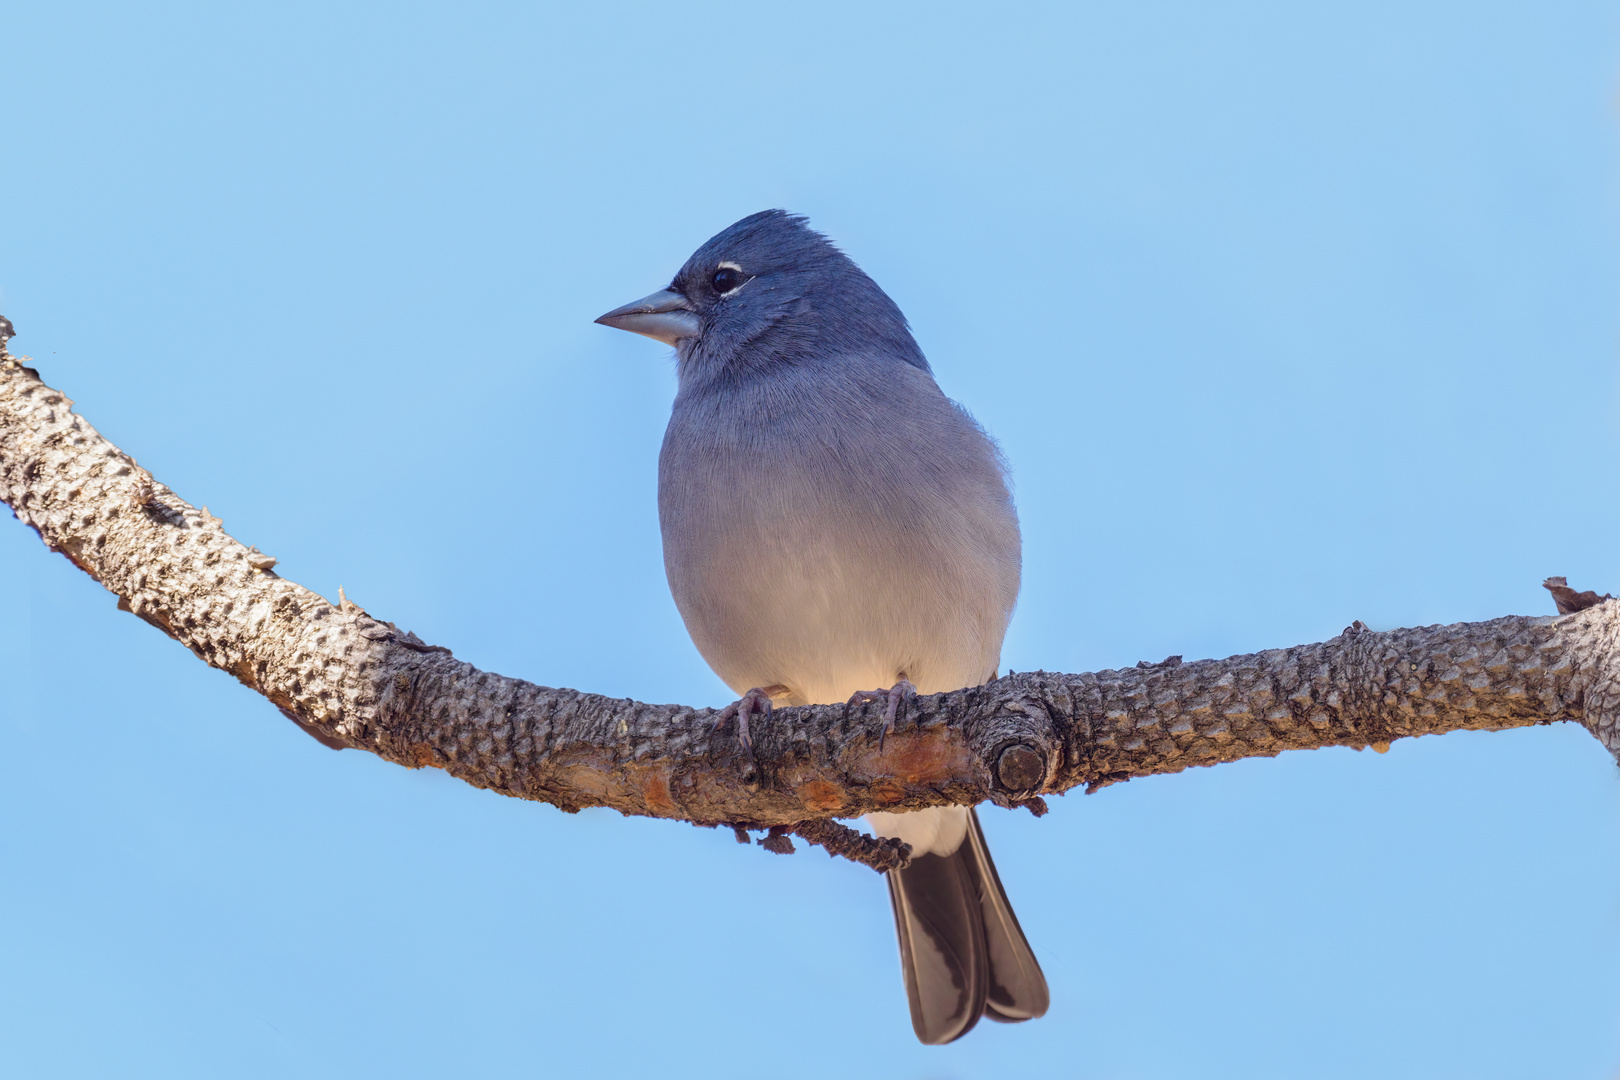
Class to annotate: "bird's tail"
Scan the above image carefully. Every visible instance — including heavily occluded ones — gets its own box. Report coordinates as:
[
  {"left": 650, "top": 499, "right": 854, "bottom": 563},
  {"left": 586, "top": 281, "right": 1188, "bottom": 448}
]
[{"left": 886, "top": 808, "right": 1049, "bottom": 1044}]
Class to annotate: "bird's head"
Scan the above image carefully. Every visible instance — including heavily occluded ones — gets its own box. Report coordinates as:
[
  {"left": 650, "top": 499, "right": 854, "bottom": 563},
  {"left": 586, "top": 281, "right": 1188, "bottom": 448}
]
[{"left": 595, "top": 210, "right": 928, "bottom": 385}]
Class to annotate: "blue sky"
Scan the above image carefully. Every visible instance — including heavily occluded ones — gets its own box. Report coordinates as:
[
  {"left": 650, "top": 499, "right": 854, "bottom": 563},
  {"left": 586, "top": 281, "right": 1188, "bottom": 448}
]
[{"left": 3, "top": 1, "right": 1619, "bottom": 1077}]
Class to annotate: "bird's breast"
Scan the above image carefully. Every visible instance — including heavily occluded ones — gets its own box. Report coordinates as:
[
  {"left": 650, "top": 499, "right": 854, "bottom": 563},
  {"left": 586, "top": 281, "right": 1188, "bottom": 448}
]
[{"left": 657, "top": 362, "right": 1019, "bottom": 706}]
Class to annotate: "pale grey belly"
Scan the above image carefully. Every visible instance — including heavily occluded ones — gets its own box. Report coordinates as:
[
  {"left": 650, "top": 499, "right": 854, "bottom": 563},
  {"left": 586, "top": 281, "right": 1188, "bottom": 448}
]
[{"left": 665, "top": 508, "right": 1011, "bottom": 706}]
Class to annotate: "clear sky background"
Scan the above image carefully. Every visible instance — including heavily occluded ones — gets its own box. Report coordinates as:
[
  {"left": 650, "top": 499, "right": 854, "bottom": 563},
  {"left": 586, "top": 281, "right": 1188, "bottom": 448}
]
[{"left": 3, "top": 2, "right": 1619, "bottom": 1077}]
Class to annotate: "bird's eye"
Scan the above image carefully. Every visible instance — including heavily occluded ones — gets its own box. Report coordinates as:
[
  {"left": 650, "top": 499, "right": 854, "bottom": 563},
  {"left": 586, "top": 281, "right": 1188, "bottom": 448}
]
[{"left": 711, "top": 265, "right": 746, "bottom": 294}]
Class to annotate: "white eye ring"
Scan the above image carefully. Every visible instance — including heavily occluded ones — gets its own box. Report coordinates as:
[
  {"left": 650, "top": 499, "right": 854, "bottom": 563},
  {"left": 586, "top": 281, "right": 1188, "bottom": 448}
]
[{"left": 712, "top": 260, "right": 751, "bottom": 296}]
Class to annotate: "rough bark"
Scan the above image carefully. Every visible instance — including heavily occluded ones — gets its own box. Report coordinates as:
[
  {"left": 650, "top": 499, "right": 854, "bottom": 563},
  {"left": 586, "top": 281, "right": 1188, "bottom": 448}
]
[{"left": 4, "top": 347, "right": 1618, "bottom": 844}]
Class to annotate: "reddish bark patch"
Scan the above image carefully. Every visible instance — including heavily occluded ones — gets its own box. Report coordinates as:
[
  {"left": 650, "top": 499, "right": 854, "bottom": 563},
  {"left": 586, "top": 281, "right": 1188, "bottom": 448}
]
[
  {"left": 798, "top": 780, "right": 844, "bottom": 812},
  {"left": 641, "top": 772, "right": 678, "bottom": 817},
  {"left": 878, "top": 735, "right": 973, "bottom": 784},
  {"left": 407, "top": 742, "right": 440, "bottom": 769}
]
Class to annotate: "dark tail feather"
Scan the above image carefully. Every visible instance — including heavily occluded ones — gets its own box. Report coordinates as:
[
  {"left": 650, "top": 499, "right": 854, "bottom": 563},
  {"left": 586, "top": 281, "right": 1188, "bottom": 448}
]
[
  {"left": 887, "top": 808, "right": 1047, "bottom": 1044},
  {"left": 962, "top": 809, "right": 1049, "bottom": 1022},
  {"left": 887, "top": 839, "right": 988, "bottom": 1044}
]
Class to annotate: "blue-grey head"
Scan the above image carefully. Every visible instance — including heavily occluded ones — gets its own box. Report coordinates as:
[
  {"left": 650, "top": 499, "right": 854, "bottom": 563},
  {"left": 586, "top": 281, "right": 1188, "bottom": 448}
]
[{"left": 595, "top": 210, "right": 929, "bottom": 385}]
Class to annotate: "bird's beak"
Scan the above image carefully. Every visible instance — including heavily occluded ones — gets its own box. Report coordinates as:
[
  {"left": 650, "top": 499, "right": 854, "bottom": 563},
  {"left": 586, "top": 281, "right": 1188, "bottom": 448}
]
[{"left": 594, "top": 289, "right": 701, "bottom": 346}]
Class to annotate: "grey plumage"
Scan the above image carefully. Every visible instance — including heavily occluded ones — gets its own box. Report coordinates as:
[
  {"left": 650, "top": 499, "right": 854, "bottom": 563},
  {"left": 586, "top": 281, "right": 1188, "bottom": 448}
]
[{"left": 597, "top": 210, "right": 1047, "bottom": 1044}]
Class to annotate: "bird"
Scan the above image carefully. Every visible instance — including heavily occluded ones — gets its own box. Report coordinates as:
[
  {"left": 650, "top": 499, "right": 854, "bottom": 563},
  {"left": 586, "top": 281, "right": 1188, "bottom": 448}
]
[{"left": 595, "top": 209, "right": 1048, "bottom": 1045}]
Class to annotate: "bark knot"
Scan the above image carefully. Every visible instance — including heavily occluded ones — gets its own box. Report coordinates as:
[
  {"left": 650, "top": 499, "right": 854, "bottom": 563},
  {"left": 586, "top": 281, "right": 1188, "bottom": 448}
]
[{"left": 995, "top": 743, "right": 1045, "bottom": 795}]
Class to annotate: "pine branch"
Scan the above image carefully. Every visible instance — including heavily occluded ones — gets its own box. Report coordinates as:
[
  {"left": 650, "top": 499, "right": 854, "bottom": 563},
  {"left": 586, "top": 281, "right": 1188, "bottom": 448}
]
[{"left": 4, "top": 340, "right": 1617, "bottom": 843}]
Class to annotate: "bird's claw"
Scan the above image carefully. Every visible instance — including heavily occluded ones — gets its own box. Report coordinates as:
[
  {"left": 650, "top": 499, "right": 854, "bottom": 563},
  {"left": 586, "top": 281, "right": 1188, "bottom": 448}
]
[
  {"left": 715, "top": 685, "right": 786, "bottom": 755},
  {"left": 848, "top": 678, "right": 917, "bottom": 746}
]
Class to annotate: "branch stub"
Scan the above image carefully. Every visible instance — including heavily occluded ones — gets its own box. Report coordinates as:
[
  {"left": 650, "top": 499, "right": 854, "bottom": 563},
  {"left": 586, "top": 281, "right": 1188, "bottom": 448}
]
[{"left": 995, "top": 742, "right": 1046, "bottom": 795}]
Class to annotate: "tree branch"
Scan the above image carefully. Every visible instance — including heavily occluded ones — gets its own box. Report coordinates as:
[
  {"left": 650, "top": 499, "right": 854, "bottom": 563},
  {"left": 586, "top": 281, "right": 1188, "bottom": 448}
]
[{"left": 4, "top": 342, "right": 1618, "bottom": 842}]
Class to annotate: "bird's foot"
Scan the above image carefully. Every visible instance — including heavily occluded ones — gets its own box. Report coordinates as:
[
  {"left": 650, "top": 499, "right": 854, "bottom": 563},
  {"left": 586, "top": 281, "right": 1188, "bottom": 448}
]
[
  {"left": 715, "top": 685, "right": 787, "bottom": 755},
  {"left": 848, "top": 678, "right": 917, "bottom": 746}
]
